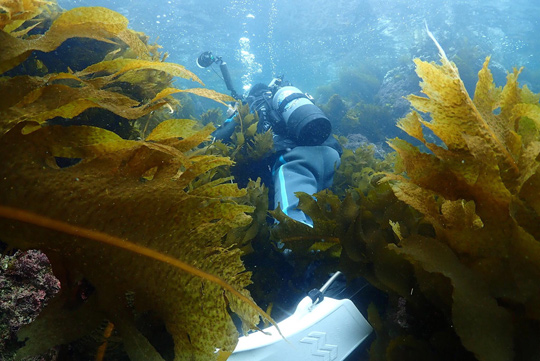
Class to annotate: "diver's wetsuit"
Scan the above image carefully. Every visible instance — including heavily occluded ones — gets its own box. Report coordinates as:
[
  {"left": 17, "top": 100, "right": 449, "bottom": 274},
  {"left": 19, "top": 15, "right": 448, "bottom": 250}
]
[
  {"left": 213, "top": 84, "right": 342, "bottom": 226},
  {"left": 272, "top": 145, "right": 340, "bottom": 226}
]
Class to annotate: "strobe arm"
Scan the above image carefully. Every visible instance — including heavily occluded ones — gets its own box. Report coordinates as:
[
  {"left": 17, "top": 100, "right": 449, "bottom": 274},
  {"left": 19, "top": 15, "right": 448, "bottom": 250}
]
[{"left": 219, "top": 61, "right": 240, "bottom": 100}]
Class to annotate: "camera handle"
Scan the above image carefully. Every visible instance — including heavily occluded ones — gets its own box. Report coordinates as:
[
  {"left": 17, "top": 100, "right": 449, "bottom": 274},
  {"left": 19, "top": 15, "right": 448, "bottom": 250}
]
[{"left": 216, "top": 58, "right": 241, "bottom": 100}]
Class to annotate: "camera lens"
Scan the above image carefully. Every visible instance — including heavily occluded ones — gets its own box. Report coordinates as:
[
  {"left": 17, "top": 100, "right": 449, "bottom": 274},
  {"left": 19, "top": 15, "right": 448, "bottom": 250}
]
[{"left": 272, "top": 86, "right": 331, "bottom": 145}]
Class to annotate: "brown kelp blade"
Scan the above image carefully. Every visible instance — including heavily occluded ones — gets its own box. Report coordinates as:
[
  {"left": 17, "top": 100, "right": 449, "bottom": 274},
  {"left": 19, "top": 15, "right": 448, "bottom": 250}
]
[
  {"left": 0, "top": 205, "right": 278, "bottom": 331},
  {"left": 0, "top": 7, "right": 130, "bottom": 73}
]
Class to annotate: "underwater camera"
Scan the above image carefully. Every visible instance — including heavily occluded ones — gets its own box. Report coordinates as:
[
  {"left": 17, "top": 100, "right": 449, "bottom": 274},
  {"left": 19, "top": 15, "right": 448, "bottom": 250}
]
[{"left": 271, "top": 85, "right": 332, "bottom": 146}]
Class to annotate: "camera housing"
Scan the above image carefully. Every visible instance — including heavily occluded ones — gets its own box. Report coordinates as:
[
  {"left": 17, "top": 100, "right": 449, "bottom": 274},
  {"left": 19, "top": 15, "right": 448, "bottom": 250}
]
[{"left": 271, "top": 86, "right": 331, "bottom": 146}]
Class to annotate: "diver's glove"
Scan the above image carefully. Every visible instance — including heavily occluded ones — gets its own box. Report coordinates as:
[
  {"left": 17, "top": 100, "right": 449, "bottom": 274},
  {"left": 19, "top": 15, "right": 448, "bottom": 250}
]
[{"left": 226, "top": 102, "right": 238, "bottom": 118}]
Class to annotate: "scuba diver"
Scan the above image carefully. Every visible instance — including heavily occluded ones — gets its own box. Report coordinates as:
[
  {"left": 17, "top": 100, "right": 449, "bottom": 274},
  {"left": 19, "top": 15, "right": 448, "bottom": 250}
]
[
  {"left": 197, "top": 51, "right": 376, "bottom": 361},
  {"left": 197, "top": 51, "right": 342, "bottom": 227}
]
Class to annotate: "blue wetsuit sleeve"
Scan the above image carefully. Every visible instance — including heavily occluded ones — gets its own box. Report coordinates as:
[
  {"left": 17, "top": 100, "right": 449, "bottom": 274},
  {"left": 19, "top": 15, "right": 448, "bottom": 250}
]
[{"left": 211, "top": 116, "right": 237, "bottom": 142}]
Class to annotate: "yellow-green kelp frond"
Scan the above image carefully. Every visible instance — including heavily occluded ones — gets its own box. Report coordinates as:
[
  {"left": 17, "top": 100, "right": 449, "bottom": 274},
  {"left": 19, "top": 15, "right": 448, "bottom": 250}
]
[
  {"left": 0, "top": 4, "right": 235, "bottom": 140},
  {"left": 0, "top": 3, "right": 275, "bottom": 360},
  {"left": 0, "top": 119, "right": 272, "bottom": 360},
  {"left": 0, "top": 59, "right": 210, "bottom": 138},
  {"left": 271, "top": 53, "right": 540, "bottom": 361},
  {"left": 208, "top": 102, "right": 274, "bottom": 165},
  {"left": 383, "top": 53, "right": 540, "bottom": 360},
  {"left": 0, "top": 0, "right": 54, "bottom": 33},
  {"left": 331, "top": 143, "right": 395, "bottom": 196}
]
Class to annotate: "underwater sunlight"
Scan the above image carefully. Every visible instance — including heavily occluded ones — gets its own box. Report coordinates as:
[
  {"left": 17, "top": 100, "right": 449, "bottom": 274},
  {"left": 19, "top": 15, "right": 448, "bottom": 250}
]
[{"left": 1, "top": 1, "right": 540, "bottom": 360}]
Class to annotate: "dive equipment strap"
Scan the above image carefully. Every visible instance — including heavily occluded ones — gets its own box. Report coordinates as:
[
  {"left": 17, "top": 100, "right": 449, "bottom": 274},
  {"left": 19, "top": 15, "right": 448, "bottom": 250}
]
[{"left": 276, "top": 92, "right": 309, "bottom": 113}]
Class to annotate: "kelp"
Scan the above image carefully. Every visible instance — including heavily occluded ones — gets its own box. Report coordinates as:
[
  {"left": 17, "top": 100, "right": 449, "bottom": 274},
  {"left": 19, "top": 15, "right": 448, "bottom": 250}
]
[
  {"left": 271, "top": 190, "right": 344, "bottom": 248},
  {"left": 199, "top": 108, "right": 224, "bottom": 127},
  {"left": 380, "top": 53, "right": 540, "bottom": 360},
  {"left": 0, "top": 5, "right": 172, "bottom": 73},
  {"left": 271, "top": 184, "right": 422, "bottom": 290},
  {"left": 152, "top": 87, "right": 235, "bottom": 107},
  {"left": 340, "top": 101, "right": 394, "bottom": 140},
  {"left": 207, "top": 102, "right": 274, "bottom": 167},
  {"left": 272, "top": 181, "right": 510, "bottom": 361},
  {"left": 0, "top": 1, "right": 230, "bottom": 136},
  {"left": 380, "top": 56, "right": 540, "bottom": 359},
  {"left": 316, "top": 65, "right": 382, "bottom": 105},
  {"left": 0, "top": 2, "right": 273, "bottom": 360},
  {"left": 77, "top": 58, "right": 203, "bottom": 87},
  {"left": 221, "top": 178, "right": 270, "bottom": 253},
  {"left": 0, "top": 4, "right": 234, "bottom": 139},
  {"left": 332, "top": 144, "right": 395, "bottom": 197},
  {"left": 0, "top": 204, "right": 266, "bottom": 326},
  {"left": 0, "top": 6, "right": 126, "bottom": 73},
  {"left": 0, "top": 122, "right": 265, "bottom": 360},
  {"left": 0, "top": 56, "right": 222, "bottom": 137},
  {"left": 317, "top": 76, "right": 395, "bottom": 144},
  {"left": 272, "top": 52, "right": 540, "bottom": 360},
  {"left": 320, "top": 94, "right": 348, "bottom": 123},
  {"left": 0, "top": 0, "right": 54, "bottom": 32}
]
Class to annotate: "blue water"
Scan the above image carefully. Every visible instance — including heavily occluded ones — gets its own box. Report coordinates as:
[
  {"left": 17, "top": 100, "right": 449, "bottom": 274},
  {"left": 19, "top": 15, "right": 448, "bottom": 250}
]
[{"left": 57, "top": 0, "right": 540, "bottom": 98}]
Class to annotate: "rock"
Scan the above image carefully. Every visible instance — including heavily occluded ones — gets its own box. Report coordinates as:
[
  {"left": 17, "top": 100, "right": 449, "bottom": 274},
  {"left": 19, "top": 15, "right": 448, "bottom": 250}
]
[
  {"left": 376, "top": 64, "right": 419, "bottom": 119},
  {"left": 0, "top": 250, "right": 60, "bottom": 359}
]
